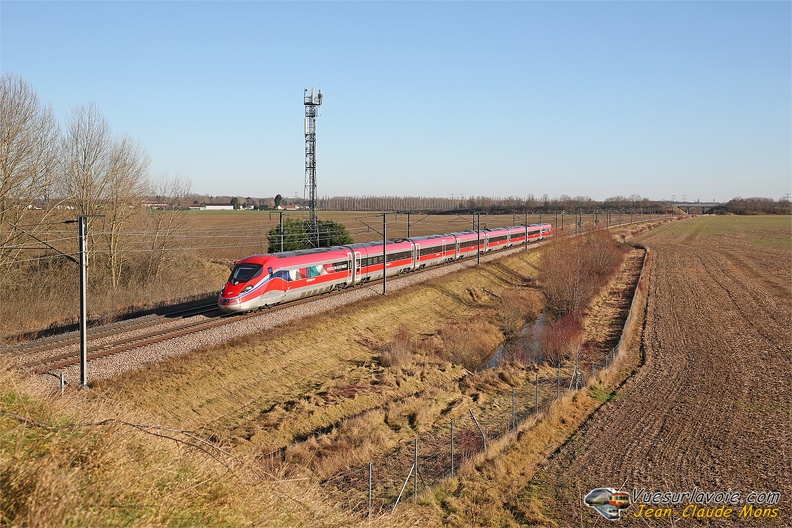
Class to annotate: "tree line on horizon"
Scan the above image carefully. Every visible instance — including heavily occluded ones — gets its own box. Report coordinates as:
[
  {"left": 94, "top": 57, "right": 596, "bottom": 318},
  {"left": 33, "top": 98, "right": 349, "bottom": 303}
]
[{"left": 186, "top": 194, "right": 791, "bottom": 216}]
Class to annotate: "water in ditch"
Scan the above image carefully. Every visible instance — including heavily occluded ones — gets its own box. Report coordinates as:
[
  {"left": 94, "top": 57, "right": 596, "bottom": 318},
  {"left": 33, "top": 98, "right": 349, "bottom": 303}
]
[{"left": 485, "top": 313, "right": 549, "bottom": 369}]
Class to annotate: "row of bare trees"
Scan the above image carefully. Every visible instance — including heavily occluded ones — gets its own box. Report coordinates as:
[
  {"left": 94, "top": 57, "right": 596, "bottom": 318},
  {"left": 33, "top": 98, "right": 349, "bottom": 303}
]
[
  {"left": 1, "top": 74, "right": 191, "bottom": 290},
  {"left": 2, "top": 74, "right": 201, "bottom": 338},
  {"left": 317, "top": 194, "right": 667, "bottom": 214},
  {"left": 534, "top": 228, "right": 626, "bottom": 366},
  {"left": 0, "top": 74, "right": 60, "bottom": 283}
]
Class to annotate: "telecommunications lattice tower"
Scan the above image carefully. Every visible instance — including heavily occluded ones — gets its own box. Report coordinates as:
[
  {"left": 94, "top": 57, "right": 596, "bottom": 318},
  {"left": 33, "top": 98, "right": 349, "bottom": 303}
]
[{"left": 304, "top": 87, "right": 322, "bottom": 245}]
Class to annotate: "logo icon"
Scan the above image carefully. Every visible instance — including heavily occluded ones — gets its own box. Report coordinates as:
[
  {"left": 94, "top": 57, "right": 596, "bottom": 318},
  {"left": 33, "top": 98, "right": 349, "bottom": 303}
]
[{"left": 584, "top": 488, "right": 631, "bottom": 520}]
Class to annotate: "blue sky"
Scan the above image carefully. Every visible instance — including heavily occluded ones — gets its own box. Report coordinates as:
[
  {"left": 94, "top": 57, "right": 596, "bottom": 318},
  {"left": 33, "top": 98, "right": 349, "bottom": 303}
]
[{"left": 2, "top": 1, "right": 790, "bottom": 202}]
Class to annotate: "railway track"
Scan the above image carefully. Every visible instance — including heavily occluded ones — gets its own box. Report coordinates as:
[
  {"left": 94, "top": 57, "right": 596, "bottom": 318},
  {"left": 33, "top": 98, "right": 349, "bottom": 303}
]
[
  {"left": 7, "top": 276, "right": 403, "bottom": 374},
  {"left": 4, "top": 302, "right": 219, "bottom": 358},
  {"left": 9, "top": 219, "right": 667, "bottom": 382}
]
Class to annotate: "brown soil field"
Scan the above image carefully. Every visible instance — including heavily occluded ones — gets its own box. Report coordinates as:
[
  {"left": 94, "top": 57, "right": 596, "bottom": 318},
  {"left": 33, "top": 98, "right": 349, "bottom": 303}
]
[
  {"left": 526, "top": 216, "right": 791, "bottom": 526},
  {"left": 178, "top": 210, "right": 601, "bottom": 261}
]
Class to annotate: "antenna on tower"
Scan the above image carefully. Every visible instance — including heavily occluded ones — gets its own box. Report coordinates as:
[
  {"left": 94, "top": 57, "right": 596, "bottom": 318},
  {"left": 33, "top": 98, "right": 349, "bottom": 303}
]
[{"left": 304, "top": 86, "right": 322, "bottom": 247}]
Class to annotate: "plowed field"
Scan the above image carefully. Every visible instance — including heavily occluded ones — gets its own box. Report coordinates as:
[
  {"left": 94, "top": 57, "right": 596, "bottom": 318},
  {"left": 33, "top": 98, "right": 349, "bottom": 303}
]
[{"left": 532, "top": 216, "right": 791, "bottom": 526}]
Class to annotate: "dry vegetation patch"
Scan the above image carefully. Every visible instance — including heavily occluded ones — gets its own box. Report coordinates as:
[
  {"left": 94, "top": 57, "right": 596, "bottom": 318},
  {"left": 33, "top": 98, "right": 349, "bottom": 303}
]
[
  {"left": 84, "top": 250, "right": 542, "bottom": 483},
  {"left": 3, "top": 221, "right": 661, "bottom": 526}
]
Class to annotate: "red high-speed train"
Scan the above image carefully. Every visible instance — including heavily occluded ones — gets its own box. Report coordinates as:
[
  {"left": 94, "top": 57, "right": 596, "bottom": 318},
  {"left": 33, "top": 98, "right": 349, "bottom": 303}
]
[{"left": 218, "top": 223, "right": 552, "bottom": 313}]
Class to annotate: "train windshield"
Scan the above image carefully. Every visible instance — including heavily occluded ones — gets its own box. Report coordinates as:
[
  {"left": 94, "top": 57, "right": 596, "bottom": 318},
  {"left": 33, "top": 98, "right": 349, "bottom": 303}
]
[{"left": 229, "top": 263, "right": 263, "bottom": 284}]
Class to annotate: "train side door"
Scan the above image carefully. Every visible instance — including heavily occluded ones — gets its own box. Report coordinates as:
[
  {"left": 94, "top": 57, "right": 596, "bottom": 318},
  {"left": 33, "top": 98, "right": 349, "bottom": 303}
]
[
  {"left": 415, "top": 243, "right": 421, "bottom": 267},
  {"left": 354, "top": 251, "right": 362, "bottom": 283},
  {"left": 347, "top": 252, "right": 353, "bottom": 284}
]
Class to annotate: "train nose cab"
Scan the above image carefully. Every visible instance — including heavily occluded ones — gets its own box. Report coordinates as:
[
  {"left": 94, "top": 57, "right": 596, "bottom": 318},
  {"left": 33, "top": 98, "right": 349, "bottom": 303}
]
[{"left": 218, "top": 261, "right": 264, "bottom": 313}]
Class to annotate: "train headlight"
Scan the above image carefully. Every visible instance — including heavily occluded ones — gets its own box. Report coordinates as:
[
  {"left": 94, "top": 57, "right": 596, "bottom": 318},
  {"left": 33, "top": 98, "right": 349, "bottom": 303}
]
[{"left": 242, "top": 285, "right": 253, "bottom": 293}]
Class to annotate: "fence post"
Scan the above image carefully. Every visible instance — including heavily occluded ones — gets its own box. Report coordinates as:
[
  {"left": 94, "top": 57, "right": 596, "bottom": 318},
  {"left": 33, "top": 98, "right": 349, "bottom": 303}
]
[
  {"left": 469, "top": 409, "right": 487, "bottom": 450},
  {"left": 368, "top": 461, "right": 372, "bottom": 520},
  {"left": 413, "top": 438, "right": 418, "bottom": 504},
  {"left": 557, "top": 363, "right": 561, "bottom": 399},
  {"left": 450, "top": 418, "right": 455, "bottom": 478},
  {"left": 535, "top": 371, "right": 539, "bottom": 415},
  {"left": 392, "top": 464, "right": 414, "bottom": 513},
  {"left": 511, "top": 386, "right": 516, "bottom": 431}
]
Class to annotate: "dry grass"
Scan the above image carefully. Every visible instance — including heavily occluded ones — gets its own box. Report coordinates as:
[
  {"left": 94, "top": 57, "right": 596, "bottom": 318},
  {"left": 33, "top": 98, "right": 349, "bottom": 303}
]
[
  {"left": 440, "top": 316, "right": 503, "bottom": 370},
  {"left": 0, "top": 368, "right": 365, "bottom": 527},
  {"left": 497, "top": 289, "right": 543, "bottom": 339},
  {"left": 1, "top": 255, "right": 229, "bottom": 340},
  {"left": 379, "top": 326, "right": 419, "bottom": 369},
  {"left": 1, "top": 222, "right": 656, "bottom": 526}
]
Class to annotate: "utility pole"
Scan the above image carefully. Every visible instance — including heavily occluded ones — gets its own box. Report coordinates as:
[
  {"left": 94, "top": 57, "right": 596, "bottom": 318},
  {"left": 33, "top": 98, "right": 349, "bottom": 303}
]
[
  {"left": 476, "top": 212, "right": 481, "bottom": 264},
  {"left": 382, "top": 213, "right": 387, "bottom": 295},
  {"left": 78, "top": 216, "right": 87, "bottom": 388},
  {"left": 14, "top": 217, "right": 96, "bottom": 389}
]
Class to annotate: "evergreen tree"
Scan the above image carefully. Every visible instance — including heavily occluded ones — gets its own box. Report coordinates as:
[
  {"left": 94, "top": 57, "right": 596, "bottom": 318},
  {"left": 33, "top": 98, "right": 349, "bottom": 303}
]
[{"left": 266, "top": 218, "right": 353, "bottom": 253}]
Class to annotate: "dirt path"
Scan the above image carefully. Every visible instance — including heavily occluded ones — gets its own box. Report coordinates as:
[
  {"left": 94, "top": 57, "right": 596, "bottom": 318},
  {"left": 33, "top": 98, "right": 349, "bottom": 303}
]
[{"left": 533, "top": 217, "right": 791, "bottom": 526}]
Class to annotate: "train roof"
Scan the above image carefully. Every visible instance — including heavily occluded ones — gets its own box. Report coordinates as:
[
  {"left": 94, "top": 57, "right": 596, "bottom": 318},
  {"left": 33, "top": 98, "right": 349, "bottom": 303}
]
[{"left": 275, "top": 246, "right": 347, "bottom": 258}]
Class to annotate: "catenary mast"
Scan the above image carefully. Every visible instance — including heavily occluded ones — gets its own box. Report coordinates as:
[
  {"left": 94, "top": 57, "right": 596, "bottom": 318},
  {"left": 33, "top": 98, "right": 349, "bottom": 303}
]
[{"left": 304, "top": 87, "right": 322, "bottom": 246}]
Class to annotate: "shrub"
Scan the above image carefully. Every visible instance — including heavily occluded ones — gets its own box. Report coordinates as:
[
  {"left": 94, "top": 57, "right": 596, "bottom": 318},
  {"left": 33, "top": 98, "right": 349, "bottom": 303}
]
[
  {"left": 379, "top": 327, "right": 417, "bottom": 369},
  {"left": 497, "top": 290, "right": 543, "bottom": 339},
  {"left": 441, "top": 318, "right": 501, "bottom": 371},
  {"left": 540, "top": 313, "right": 584, "bottom": 366},
  {"left": 538, "top": 228, "right": 625, "bottom": 317},
  {"left": 266, "top": 218, "right": 352, "bottom": 252}
]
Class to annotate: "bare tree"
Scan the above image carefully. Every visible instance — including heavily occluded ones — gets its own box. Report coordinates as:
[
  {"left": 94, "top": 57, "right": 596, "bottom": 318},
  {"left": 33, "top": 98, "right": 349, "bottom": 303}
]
[
  {"left": 538, "top": 234, "right": 595, "bottom": 317},
  {"left": 0, "top": 74, "right": 60, "bottom": 282},
  {"left": 104, "top": 135, "right": 149, "bottom": 287},
  {"left": 61, "top": 104, "right": 150, "bottom": 287},
  {"left": 540, "top": 313, "right": 584, "bottom": 366},
  {"left": 60, "top": 103, "right": 112, "bottom": 217},
  {"left": 539, "top": 228, "right": 625, "bottom": 317},
  {"left": 144, "top": 173, "right": 191, "bottom": 281}
]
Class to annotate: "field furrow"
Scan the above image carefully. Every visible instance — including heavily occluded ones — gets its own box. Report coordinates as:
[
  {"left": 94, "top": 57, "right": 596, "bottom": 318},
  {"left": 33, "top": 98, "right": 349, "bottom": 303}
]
[{"left": 528, "top": 216, "right": 791, "bottom": 526}]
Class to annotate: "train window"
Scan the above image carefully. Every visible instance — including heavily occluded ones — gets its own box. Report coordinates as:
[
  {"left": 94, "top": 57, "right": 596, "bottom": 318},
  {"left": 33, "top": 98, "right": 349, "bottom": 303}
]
[
  {"left": 387, "top": 250, "right": 411, "bottom": 262},
  {"left": 420, "top": 245, "right": 442, "bottom": 257},
  {"left": 330, "top": 261, "right": 349, "bottom": 272},
  {"left": 272, "top": 269, "right": 290, "bottom": 281},
  {"left": 230, "top": 263, "right": 262, "bottom": 284}
]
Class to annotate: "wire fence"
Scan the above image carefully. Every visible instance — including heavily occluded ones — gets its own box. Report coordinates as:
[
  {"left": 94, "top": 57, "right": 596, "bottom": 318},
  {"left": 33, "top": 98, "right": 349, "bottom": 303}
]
[
  {"left": 321, "top": 247, "right": 649, "bottom": 519},
  {"left": 321, "top": 364, "right": 586, "bottom": 516}
]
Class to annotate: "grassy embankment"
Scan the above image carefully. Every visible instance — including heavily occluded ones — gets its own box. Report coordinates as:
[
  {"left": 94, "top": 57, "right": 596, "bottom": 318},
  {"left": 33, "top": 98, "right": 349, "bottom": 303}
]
[{"left": 3, "top": 245, "right": 550, "bottom": 526}]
